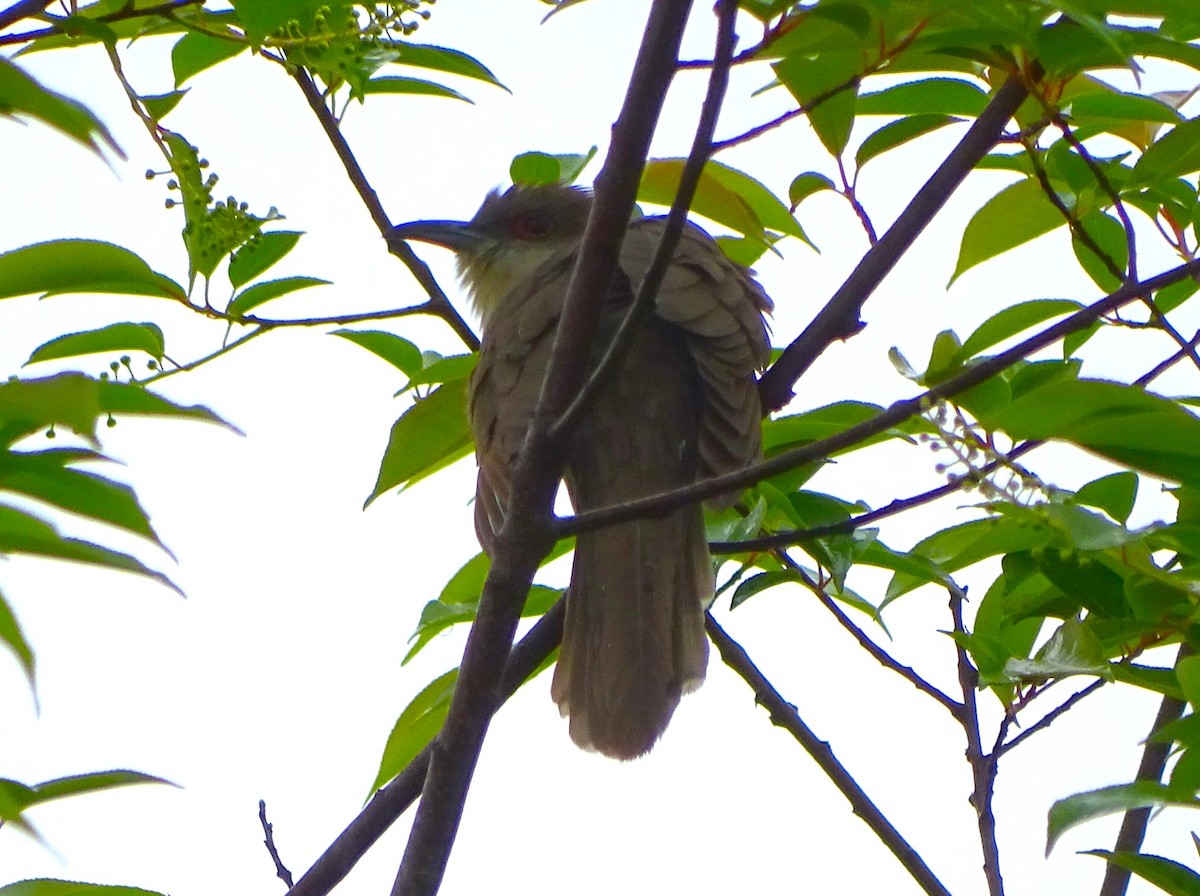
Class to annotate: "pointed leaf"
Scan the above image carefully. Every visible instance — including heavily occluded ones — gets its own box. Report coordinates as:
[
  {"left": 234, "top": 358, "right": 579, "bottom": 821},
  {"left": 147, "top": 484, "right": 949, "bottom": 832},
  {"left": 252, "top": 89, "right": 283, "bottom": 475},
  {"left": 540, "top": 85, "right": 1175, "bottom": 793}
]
[
  {"left": 773, "top": 49, "right": 860, "bottom": 156},
  {"left": 171, "top": 31, "right": 245, "bottom": 88},
  {"left": 0, "top": 588, "right": 34, "bottom": 689},
  {"left": 1085, "top": 850, "right": 1200, "bottom": 896},
  {"left": 950, "top": 178, "right": 1068, "bottom": 284},
  {"left": 857, "top": 78, "right": 988, "bottom": 116},
  {"left": 1048, "top": 782, "right": 1199, "bottom": 854},
  {"left": 26, "top": 323, "right": 165, "bottom": 365},
  {"left": 370, "top": 669, "right": 458, "bottom": 793},
  {"left": 364, "top": 77, "right": 471, "bottom": 103},
  {"left": 856, "top": 114, "right": 958, "bottom": 169},
  {"left": 956, "top": 299, "right": 1083, "bottom": 362},
  {"left": 227, "top": 231, "right": 303, "bottom": 288},
  {"left": 0, "top": 882, "right": 166, "bottom": 896},
  {"left": 367, "top": 379, "right": 472, "bottom": 505},
  {"left": 226, "top": 276, "right": 329, "bottom": 317},
  {"left": 332, "top": 329, "right": 424, "bottom": 375},
  {"left": 0, "top": 240, "right": 183, "bottom": 301},
  {"left": 1075, "top": 472, "right": 1138, "bottom": 523},
  {"left": 0, "top": 57, "right": 120, "bottom": 158}
]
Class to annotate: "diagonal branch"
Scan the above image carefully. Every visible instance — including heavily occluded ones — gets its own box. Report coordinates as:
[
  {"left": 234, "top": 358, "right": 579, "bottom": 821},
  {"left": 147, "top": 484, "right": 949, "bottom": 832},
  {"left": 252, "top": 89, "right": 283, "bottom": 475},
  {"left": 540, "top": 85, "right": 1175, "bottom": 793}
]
[
  {"left": 291, "top": 68, "right": 479, "bottom": 351},
  {"left": 706, "top": 613, "right": 953, "bottom": 896},
  {"left": 757, "top": 73, "right": 1033, "bottom": 413},
  {"left": 0, "top": 0, "right": 53, "bottom": 31},
  {"left": 552, "top": 0, "right": 738, "bottom": 439},
  {"left": 388, "top": 4, "right": 696, "bottom": 894},
  {"left": 285, "top": 600, "right": 564, "bottom": 896},
  {"left": 559, "top": 257, "right": 1200, "bottom": 538}
]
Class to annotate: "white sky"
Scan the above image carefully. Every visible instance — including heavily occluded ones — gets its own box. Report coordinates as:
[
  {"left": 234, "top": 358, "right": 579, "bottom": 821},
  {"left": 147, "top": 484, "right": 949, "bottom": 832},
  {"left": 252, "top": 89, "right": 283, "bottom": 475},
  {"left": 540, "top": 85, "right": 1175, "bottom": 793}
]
[{"left": 2, "top": 3, "right": 1199, "bottom": 895}]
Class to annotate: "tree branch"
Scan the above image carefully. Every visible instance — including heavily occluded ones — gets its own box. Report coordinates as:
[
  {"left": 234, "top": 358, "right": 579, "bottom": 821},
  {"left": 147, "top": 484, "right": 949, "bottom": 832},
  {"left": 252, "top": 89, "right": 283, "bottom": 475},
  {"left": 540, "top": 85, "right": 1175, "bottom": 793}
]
[
  {"left": 552, "top": 0, "right": 738, "bottom": 439},
  {"left": 950, "top": 584, "right": 1005, "bottom": 896},
  {"left": 706, "top": 613, "right": 954, "bottom": 896},
  {"left": 290, "top": 68, "right": 479, "bottom": 351},
  {"left": 388, "top": 4, "right": 695, "bottom": 894},
  {"left": 559, "top": 257, "right": 1200, "bottom": 538},
  {"left": 757, "top": 73, "right": 1033, "bottom": 412},
  {"left": 0, "top": 0, "right": 53, "bottom": 32},
  {"left": 285, "top": 600, "right": 564, "bottom": 896},
  {"left": 1098, "top": 645, "right": 1191, "bottom": 896}
]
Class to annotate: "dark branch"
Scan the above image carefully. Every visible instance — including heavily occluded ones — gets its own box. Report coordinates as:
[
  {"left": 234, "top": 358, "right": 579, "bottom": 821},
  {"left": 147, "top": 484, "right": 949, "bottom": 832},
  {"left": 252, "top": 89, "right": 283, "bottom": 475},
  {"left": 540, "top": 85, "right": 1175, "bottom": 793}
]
[
  {"left": 388, "top": 4, "right": 695, "bottom": 894},
  {"left": 994, "top": 679, "right": 1106, "bottom": 758},
  {"left": 259, "top": 799, "right": 295, "bottom": 889},
  {"left": 1098, "top": 646, "right": 1191, "bottom": 896},
  {"left": 706, "top": 613, "right": 954, "bottom": 896},
  {"left": 0, "top": 0, "right": 53, "bottom": 32},
  {"left": 285, "top": 600, "right": 564, "bottom": 896},
  {"left": 291, "top": 68, "right": 479, "bottom": 351},
  {"left": 950, "top": 585, "right": 1004, "bottom": 896},
  {"left": 553, "top": 0, "right": 738, "bottom": 438},
  {"left": 757, "top": 73, "right": 1032, "bottom": 412}
]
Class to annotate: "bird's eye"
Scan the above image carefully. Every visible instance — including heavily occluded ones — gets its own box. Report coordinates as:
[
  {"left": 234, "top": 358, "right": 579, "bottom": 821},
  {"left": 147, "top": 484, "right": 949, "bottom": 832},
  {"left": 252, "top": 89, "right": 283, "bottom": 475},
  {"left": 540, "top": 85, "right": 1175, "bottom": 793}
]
[{"left": 510, "top": 210, "right": 554, "bottom": 241}]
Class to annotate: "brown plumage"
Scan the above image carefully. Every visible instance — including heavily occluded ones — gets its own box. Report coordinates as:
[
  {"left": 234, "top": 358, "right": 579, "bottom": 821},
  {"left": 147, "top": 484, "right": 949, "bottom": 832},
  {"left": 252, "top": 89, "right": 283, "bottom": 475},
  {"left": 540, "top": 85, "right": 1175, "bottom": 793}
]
[{"left": 391, "top": 185, "right": 772, "bottom": 759}]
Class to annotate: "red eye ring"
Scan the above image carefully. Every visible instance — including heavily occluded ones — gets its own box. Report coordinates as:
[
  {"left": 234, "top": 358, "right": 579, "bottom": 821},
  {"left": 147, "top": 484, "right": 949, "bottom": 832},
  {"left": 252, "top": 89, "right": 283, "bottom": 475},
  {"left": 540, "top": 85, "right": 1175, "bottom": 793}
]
[{"left": 510, "top": 210, "right": 554, "bottom": 240}]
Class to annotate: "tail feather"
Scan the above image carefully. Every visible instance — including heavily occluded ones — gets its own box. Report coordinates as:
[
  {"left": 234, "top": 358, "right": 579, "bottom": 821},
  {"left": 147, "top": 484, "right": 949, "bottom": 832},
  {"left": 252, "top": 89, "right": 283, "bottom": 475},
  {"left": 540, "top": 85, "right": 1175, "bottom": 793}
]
[{"left": 551, "top": 504, "right": 711, "bottom": 760}]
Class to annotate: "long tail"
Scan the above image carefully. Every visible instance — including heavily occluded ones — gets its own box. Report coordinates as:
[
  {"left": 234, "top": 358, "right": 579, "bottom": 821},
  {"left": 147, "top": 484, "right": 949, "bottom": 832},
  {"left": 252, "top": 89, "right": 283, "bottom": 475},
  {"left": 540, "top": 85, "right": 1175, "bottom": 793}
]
[{"left": 550, "top": 504, "right": 711, "bottom": 760}]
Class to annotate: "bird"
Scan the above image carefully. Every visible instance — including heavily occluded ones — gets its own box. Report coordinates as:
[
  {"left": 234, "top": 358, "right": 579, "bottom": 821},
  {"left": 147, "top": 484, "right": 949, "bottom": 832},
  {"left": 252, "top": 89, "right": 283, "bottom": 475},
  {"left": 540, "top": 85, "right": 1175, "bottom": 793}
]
[{"left": 391, "top": 183, "right": 772, "bottom": 759}]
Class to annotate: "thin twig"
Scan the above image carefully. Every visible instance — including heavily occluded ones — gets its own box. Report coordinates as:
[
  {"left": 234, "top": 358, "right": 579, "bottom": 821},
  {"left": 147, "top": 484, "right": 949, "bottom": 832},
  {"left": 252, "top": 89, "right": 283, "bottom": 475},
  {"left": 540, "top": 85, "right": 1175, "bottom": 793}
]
[
  {"left": 993, "top": 679, "right": 1106, "bottom": 758},
  {"left": 560, "top": 257, "right": 1200, "bottom": 538},
  {"left": 388, "top": 5, "right": 695, "bottom": 895},
  {"left": 290, "top": 68, "right": 479, "bottom": 351},
  {"left": 259, "top": 799, "right": 295, "bottom": 889},
  {"left": 706, "top": 613, "right": 954, "bottom": 896},
  {"left": 774, "top": 551, "right": 961, "bottom": 712},
  {"left": 552, "top": 0, "right": 738, "bottom": 439},
  {"left": 757, "top": 73, "right": 1033, "bottom": 412},
  {"left": 0, "top": 0, "right": 201, "bottom": 45},
  {"left": 950, "top": 584, "right": 1004, "bottom": 896}
]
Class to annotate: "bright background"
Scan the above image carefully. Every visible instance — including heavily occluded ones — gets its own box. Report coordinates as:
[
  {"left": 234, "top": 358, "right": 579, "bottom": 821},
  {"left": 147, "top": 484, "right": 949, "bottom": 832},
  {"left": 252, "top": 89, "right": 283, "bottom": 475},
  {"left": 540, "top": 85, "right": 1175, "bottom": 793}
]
[{"left": 2, "top": 3, "right": 1198, "bottom": 894}]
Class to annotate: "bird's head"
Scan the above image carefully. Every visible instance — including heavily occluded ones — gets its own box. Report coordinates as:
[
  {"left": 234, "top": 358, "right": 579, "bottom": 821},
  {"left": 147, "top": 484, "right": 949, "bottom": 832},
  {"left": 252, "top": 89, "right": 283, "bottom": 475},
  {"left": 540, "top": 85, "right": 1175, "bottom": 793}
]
[{"left": 389, "top": 184, "right": 592, "bottom": 326}]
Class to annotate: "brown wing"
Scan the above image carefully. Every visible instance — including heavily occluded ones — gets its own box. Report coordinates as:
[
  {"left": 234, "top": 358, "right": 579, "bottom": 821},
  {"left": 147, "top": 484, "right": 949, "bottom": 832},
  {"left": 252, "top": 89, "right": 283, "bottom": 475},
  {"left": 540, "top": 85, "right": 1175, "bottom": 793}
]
[
  {"left": 618, "top": 217, "right": 773, "bottom": 494},
  {"left": 467, "top": 245, "right": 575, "bottom": 552}
]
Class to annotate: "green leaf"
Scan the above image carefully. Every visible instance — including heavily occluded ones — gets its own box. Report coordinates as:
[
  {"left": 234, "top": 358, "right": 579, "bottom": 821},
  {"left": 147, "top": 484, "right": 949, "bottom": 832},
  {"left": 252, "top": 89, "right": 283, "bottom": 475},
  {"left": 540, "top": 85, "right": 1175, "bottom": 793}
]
[
  {"left": 1178, "top": 655, "right": 1200, "bottom": 708},
  {"left": 0, "top": 448, "right": 160, "bottom": 541},
  {"left": 1073, "top": 210, "right": 1128, "bottom": 292},
  {"left": 332, "top": 329, "right": 423, "bottom": 375},
  {"left": 639, "top": 159, "right": 808, "bottom": 248},
  {"left": 140, "top": 90, "right": 187, "bottom": 120},
  {"left": 363, "top": 76, "right": 471, "bottom": 103},
  {"left": 367, "top": 379, "right": 472, "bottom": 505},
  {"left": 0, "top": 882, "right": 166, "bottom": 896},
  {"left": 0, "top": 505, "right": 179, "bottom": 594},
  {"left": 226, "top": 276, "right": 329, "bottom": 317},
  {"left": 171, "top": 31, "right": 245, "bottom": 88},
  {"left": 855, "top": 114, "right": 958, "bottom": 169},
  {"left": 0, "top": 57, "right": 120, "bottom": 158},
  {"left": 0, "top": 374, "right": 232, "bottom": 448},
  {"left": 0, "top": 240, "right": 183, "bottom": 301},
  {"left": 978, "top": 378, "right": 1200, "bottom": 487},
  {"left": 227, "top": 231, "right": 303, "bottom": 288},
  {"left": 26, "top": 323, "right": 165, "bottom": 366},
  {"left": 956, "top": 299, "right": 1083, "bottom": 362},
  {"left": 773, "top": 49, "right": 860, "bottom": 156},
  {"left": 510, "top": 148, "right": 597, "bottom": 187},
  {"left": 763, "top": 401, "right": 923, "bottom": 454},
  {"left": 1085, "top": 850, "right": 1200, "bottom": 896},
  {"left": 1004, "top": 617, "right": 1111, "bottom": 682},
  {"left": 857, "top": 77, "right": 988, "bottom": 116},
  {"left": 370, "top": 669, "right": 457, "bottom": 793},
  {"left": 950, "top": 178, "right": 1068, "bottom": 284},
  {"left": 1129, "top": 118, "right": 1200, "bottom": 188},
  {"left": 0, "top": 589, "right": 34, "bottom": 689},
  {"left": 402, "top": 354, "right": 477, "bottom": 391},
  {"left": 731, "top": 570, "right": 799, "bottom": 609},
  {"left": 1048, "top": 782, "right": 1200, "bottom": 855},
  {"left": 788, "top": 171, "right": 836, "bottom": 209},
  {"left": 1067, "top": 90, "right": 1183, "bottom": 125},
  {"left": 390, "top": 43, "right": 507, "bottom": 91},
  {"left": 1075, "top": 472, "right": 1138, "bottom": 523},
  {"left": 28, "top": 770, "right": 174, "bottom": 806}
]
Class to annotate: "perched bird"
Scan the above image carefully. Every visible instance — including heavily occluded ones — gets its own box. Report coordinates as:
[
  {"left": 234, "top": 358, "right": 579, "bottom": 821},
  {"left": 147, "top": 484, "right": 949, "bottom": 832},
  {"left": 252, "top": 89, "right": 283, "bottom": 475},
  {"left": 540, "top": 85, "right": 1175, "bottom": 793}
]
[{"left": 391, "top": 184, "right": 772, "bottom": 759}]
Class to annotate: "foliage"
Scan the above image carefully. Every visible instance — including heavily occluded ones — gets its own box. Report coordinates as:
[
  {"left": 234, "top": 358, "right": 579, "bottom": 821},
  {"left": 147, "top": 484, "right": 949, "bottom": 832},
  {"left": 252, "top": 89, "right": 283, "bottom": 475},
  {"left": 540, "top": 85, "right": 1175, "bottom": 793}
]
[{"left": 3, "top": 1, "right": 1200, "bottom": 895}]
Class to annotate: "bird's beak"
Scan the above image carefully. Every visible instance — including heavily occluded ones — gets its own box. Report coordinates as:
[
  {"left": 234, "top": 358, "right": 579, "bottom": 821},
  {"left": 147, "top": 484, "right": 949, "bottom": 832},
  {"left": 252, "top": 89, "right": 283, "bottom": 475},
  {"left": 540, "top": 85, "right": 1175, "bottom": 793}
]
[{"left": 387, "top": 219, "right": 483, "bottom": 254}]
